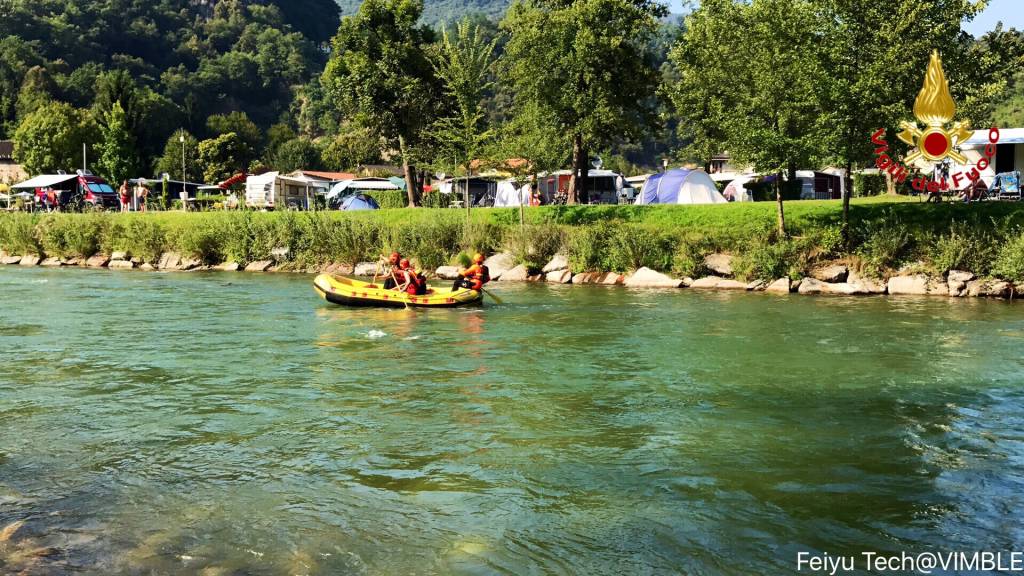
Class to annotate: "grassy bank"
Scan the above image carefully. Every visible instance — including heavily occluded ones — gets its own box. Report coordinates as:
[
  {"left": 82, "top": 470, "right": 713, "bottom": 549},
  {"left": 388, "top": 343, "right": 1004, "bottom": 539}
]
[{"left": 3, "top": 197, "right": 1024, "bottom": 282}]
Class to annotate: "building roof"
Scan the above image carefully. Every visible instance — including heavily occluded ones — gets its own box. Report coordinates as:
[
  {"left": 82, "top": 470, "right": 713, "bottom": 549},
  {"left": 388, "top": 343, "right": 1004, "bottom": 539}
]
[
  {"left": 0, "top": 140, "right": 14, "bottom": 160},
  {"left": 294, "top": 170, "right": 357, "bottom": 181}
]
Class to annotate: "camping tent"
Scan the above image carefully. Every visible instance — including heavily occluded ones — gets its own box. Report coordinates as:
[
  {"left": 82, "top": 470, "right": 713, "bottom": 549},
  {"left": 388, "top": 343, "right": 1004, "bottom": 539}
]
[
  {"left": 340, "top": 193, "right": 380, "bottom": 211},
  {"left": 493, "top": 179, "right": 529, "bottom": 207},
  {"left": 634, "top": 169, "right": 726, "bottom": 205},
  {"left": 722, "top": 175, "right": 754, "bottom": 202}
]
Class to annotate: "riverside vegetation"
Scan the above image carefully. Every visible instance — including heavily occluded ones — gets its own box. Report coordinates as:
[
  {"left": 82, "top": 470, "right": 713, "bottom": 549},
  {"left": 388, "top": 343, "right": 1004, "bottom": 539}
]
[{"left": 4, "top": 200, "right": 1024, "bottom": 289}]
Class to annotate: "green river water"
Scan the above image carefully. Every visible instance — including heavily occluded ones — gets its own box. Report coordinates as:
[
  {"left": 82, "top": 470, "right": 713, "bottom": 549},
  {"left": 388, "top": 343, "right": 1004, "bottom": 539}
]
[{"left": 1, "top": 266, "right": 1023, "bottom": 575}]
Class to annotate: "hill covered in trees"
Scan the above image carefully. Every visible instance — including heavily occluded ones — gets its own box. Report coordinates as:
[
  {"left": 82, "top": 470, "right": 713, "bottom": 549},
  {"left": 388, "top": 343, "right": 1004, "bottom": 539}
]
[{"left": 336, "top": 0, "right": 510, "bottom": 25}]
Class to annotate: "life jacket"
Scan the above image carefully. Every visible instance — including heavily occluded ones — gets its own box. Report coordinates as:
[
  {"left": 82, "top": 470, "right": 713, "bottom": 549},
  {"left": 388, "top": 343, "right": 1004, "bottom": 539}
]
[{"left": 463, "top": 263, "right": 488, "bottom": 290}]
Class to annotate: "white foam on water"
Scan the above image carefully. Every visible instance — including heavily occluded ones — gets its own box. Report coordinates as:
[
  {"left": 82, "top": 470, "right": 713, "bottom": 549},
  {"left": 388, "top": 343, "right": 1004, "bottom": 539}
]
[
  {"left": 403, "top": 335, "right": 420, "bottom": 341},
  {"left": 367, "top": 330, "right": 387, "bottom": 339}
]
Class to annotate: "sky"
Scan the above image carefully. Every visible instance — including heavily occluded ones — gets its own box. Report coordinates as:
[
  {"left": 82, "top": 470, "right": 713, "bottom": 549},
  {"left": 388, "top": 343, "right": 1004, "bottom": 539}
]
[{"left": 666, "top": 0, "right": 1024, "bottom": 37}]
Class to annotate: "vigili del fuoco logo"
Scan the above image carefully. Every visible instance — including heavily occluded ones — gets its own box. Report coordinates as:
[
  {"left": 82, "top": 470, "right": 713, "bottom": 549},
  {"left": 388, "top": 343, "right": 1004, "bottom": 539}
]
[{"left": 870, "top": 50, "right": 1000, "bottom": 193}]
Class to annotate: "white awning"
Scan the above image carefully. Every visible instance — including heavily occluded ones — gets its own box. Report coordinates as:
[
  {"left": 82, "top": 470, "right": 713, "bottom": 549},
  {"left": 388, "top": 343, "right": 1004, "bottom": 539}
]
[
  {"left": 11, "top": 174, "right": 78, "bottom": 189},
  {"left": 963, "top": 128, "right": 1024, "bottom": 146}
]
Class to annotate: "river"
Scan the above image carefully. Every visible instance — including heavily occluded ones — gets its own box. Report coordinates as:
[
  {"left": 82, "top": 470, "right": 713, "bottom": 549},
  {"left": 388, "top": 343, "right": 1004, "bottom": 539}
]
[{"left": 1, "top": 266, "right": 1023, "bottom": 575}]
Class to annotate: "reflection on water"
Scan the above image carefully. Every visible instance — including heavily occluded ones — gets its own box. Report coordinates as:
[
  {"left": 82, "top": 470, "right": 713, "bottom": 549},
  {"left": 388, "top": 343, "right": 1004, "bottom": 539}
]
[{"left": 1, "top": 267, "right": 1023, "bottom": 574}]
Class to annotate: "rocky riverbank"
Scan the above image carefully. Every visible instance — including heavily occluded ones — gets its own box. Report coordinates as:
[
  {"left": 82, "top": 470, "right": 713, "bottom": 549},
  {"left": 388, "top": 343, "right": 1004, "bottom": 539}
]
[{"left": 2, "top": 248, "right": 1017, "bottom": 300}]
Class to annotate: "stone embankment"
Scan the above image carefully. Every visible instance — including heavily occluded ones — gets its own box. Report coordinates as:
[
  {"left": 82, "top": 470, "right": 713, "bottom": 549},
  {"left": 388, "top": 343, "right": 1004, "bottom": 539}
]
[{"left": 0, "top": 249, "right": 1017, "bottom": 300}]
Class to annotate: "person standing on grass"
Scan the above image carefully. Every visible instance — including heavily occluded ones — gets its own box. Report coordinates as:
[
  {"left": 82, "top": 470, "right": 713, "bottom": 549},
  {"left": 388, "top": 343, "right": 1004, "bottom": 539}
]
[
  {"left": 138, "top": 184, "right": 149, "bottom": 212},
  {"left": 118, "top": 180, "right": 130, "bottom": 212}
]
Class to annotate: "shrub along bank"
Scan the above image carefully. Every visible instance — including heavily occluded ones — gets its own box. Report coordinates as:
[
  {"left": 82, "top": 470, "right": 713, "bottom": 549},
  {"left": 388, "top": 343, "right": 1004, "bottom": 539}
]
[{"left": 3, "top": 199, "right": 1024, "bottom": 283}]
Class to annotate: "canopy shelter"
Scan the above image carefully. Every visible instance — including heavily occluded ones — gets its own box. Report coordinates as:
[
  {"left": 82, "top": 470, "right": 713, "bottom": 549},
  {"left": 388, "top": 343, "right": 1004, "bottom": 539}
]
[
  {"left": 437, "top": 177, "right": 498, "bottom": 207},
  {"left": 722, "top": 175, "right": 755, "bottom": 202},
  {"left": 11, "top": 174, "right": 78, "bottom": 189},
  {"left": 327, "top": 177, "right": 403, "bottom": 201},
  {"left": 493, "top": 179, "right": 530, "bottom": 207},
  {"left": 340, "top": 193, "right": 380, "bottom": 211},
  {"left": 538, "top": 169, "right": 625, "bottom": 204},
  {"left": 635, "top": 169, "right": 726, "bottom": 205}
]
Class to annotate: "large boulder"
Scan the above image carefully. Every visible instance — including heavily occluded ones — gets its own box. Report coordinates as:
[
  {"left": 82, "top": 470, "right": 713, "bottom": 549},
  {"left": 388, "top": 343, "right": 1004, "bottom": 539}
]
[
  {"left": 887, "top": 274, "right": 946, "bottom": 296},
  {"left": 499, "top": 264, "right": 529, "bottom": 282},
  {"left": 847, "top": 271, "right": 887, "bottom": 295},
  {"left": 158, "top": 252, "right": 181, "bottom": 270},
  {"left": 811, "top": 264, "right": 849, "bottom": 283},
  {"left": 689, "top": 276, "right": 747, "bottom": 290},
  {"left": 0, "top": 255, "right": 21, "bottom": 265},
  {"left": 244, "top": 260, "right": 273, "bottom": 272},
  {"left": 85, "top": 255, "right": 109, "bottom": 268},
  {"left": 572, "top": 272, "right": 607, "bottom": 284},
  {"left": 766, "top": 278, "right": 792, "bottom": 294},
  {"left": 703, "top": 253, "right": 734, "bottom": 276},
  {"left": 601, "top": 273, "right": 625, "bottom": 285},
  {"left": 218, "top": 262, "right": 240, "bottom": 272},
  {"left": 746, "top": 279, "right": 767, "bottom": 291},
  {"left": 40, "top": 257, "right": 63, "bottom": 267},
  {"left": 434, "top": 266, "right": 461, "bottom": 280},
  {"left": 320, "top": 263, "right": 354, "bottom": 275},
  {"left": 545, "top": 269, "right": 573, "bottom": 284},
  {"left": 108, "top": 260, "right": 135, "bottom": 270},
  {"left": 947, "top": 270, "right": 975, "bottom": 297},
  {"left": 966, "top": 279, "right": 1013, "bottom": 298},
  {"left": 484, "top": 252, "right": 515, "bottom": 280},
  {"left": 179, "top": 257, "right": 201, "bottom": 271},
  {"left": 798, "top": 277, "right": 860, "bottom": 295},
  {"left": 139, "top": 263, "right": 155, "bottom": 271},
  {"left": 624, "top": 267, "right": 683, "bottom": 288},
  {"left": 19, "top": 255, "right": 40, "bottom": 266},
  {"left": 542, "top": 254, "right": 569, "bottom": 273},
  {"left": 110, "top": 251, "right": 129, "bottom": 262},
  {"left": 353, "top": 261, "right": 378, "bottom": 276}
]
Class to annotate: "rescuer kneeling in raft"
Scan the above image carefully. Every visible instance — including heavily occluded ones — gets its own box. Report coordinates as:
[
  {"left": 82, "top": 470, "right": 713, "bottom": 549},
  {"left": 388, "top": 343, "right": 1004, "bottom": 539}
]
[{"left": 452, "top": 253, "right": 490, "bottom": 292}]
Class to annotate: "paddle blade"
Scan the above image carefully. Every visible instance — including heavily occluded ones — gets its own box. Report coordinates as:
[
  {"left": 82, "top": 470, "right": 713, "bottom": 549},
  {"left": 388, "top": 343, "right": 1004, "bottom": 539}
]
[{"left": 482, "top": 288, "right": 503, "bottom": 305}]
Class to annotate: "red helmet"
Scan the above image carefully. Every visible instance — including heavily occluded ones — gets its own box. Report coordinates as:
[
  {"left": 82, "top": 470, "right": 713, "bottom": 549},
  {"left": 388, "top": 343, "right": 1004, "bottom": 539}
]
[
  {"left": 473, "top": 253, "right": 485, "bottom": 264},
  {"left": 399, "top": 258, "right": 410, "bottom": 269},
  {"left": 389, "top": 252, "right": 401, "bottom": 264}
]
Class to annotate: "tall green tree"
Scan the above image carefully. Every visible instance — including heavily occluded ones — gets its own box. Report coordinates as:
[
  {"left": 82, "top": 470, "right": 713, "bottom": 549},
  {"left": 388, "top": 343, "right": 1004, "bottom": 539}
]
[
  {"left": 13, "top": 101, "right": 97, "bottom": 175},
  {"left": 97, "top": 101, "right": 138, "bottom": 185},
  {"left": 668, "top": 0, "right": 829, "bottom": 235},
  {"left": 321, "top": 0, "right": 439, "bottom": 206},
  {"left": 664, "top": 0, "right": 742, "bottom": 170},
  {"left": 819, "top": 0, "right": 989, "bottom": 235},
  {"left": 154, "top": 129, "right": 202, "bottom": 183},
  {"left": 429, "top": 18, "right": 499, "bottom": 175},
  {"left": 501, "top": 0, "right": 665, "bottom": 204},
  {"left": 197, "top": 132, "right": 250, "bottom": 184}
]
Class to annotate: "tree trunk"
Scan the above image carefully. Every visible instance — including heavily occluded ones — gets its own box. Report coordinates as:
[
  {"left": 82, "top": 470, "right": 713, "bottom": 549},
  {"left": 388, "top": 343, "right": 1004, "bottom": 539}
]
[
  {"left": 398, "top": 135, "right": 417, "bottom": 207},
  {"left": 568, "top": 135, "right": 587, "bottom": 205},
  {"left": 775, "top": 171, "right": 786, "bottom": 237},
  {"left": 842, "top": 160, "right": 852, "bottom": 243}
]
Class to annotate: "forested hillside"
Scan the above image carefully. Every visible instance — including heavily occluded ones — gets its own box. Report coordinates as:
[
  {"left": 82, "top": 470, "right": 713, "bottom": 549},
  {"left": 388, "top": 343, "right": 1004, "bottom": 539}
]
[{"left": 337, "top": 0, "right": 509, "bottom": 24}]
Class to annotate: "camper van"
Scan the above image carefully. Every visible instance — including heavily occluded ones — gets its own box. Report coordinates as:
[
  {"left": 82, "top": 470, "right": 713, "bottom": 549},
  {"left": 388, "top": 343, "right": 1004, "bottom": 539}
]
[
  {"left": 13, "top": 170, "right": 118, "bottom": 210},
  {"left": 245, "top": 172, "right": 322, "bottom": 210}
]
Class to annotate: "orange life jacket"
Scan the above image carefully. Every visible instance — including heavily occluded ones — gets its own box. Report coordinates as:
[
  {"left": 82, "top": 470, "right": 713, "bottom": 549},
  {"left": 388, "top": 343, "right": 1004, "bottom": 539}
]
[{"left": 461, "top": 263, "right": 489, "bottom": 290}]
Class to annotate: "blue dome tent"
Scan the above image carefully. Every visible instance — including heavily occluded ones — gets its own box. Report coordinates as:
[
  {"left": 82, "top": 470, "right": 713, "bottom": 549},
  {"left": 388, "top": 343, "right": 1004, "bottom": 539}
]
[
  {"left": 340, "top": 193, "right": 380, "bottom": 211},
  {"left": 634, "top": 169, "right": 727, "bottom": 205}
]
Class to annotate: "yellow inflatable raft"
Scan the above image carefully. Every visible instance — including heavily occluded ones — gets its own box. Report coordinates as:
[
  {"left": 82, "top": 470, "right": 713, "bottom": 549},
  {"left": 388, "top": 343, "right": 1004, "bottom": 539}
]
[{"left": 313, "top": 274, "right": 483, "bottom": 308}]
